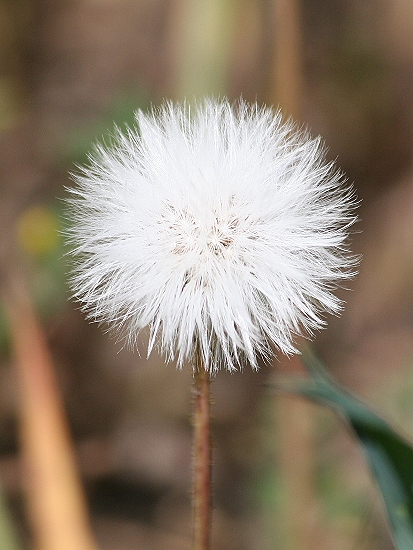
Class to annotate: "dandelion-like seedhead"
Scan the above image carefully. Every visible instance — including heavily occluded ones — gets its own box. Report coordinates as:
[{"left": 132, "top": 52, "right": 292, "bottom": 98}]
[{"left": 65, "top": 99, "right": 358, "bottom": 373}]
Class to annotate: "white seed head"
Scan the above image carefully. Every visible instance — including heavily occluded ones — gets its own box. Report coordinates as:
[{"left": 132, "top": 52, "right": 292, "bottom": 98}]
[{"left": 65, "top": 99, "right": 358, "bottom": 373}]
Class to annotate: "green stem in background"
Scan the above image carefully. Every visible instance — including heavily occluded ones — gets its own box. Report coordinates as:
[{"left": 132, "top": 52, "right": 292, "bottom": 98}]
[
  {"left": 171, "top": 0, "right": 236, "bottom": 99},
  {"left": 192, "top": 362, "right": 212, "bottom": 550}
]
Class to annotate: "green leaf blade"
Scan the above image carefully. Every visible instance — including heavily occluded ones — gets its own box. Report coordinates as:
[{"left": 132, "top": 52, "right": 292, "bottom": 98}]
[{"left": 291, "top": 350, "right": 413, "bottom": 550}]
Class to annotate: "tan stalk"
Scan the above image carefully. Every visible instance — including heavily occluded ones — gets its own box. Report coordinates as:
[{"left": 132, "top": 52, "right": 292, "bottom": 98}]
[
  {"left": 2, "top": 267, "right": 98, "bottom": 550},
  {"left": 269, "top": 0, "right": 303, "bottom": 118},
  {"left": 267, "top": 1, "right": 321, "bottom": 548}
]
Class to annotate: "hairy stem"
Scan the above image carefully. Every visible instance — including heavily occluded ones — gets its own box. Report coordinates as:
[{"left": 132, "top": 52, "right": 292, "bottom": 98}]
[{"left": 192, "top": 362, "right": 212, "bottom": 550}]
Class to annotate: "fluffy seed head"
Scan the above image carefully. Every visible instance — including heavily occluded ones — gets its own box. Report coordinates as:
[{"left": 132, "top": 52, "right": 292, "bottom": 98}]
[{"left": 65, "top": 99, "right": 358, "bottom": 373}]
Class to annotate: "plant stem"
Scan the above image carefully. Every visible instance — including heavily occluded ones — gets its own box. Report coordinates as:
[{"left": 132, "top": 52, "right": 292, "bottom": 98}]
[
  {"left": 192, "top": 361, "right": 212, "bottom": 550},
  {"left": 2, "top": 267, "right": 98, "bottom": 550}
]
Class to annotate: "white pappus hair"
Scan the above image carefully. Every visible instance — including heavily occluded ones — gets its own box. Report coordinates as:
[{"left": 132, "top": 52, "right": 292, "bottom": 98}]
[{"left": 65, "top": 98, "right": 358, "bottom": 373}]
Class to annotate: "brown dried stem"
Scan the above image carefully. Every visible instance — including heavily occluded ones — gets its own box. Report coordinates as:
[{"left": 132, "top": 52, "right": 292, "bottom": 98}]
[{"left": 192, "top": 358, "right": 212, "bottom": 550}]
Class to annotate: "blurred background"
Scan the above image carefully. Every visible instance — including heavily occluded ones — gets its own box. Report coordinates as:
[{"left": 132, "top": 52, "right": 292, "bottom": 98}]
[{"left": 0, "top": 0, "right": 412, "bottom": 549}]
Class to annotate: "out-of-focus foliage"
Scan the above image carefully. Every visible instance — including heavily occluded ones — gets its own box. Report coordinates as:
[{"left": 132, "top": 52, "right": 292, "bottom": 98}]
[
  {"left": 286, "top": 349, "right": 413, "bottom": 550},
  {"left": 0, "top": 482, "right": 21, "bottom": 550},
  {"left": 17, "top": 206, "right": 59, "bottom": 258},
  {"left": 16, "top": 203, "right": 66, "bottom": 320},
  {"left": 63, "top": 94, "right": 151, "bottom": 167}
]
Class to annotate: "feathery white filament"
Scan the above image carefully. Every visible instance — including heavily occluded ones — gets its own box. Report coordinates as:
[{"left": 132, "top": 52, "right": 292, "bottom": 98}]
[{"left": 65, "top": 99, "right": 358, "bottom": 373}]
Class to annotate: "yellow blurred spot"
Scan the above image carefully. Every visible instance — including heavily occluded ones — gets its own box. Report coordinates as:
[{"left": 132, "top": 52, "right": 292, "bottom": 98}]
[{"left": 17, "top": 205, "right": 59, "bottom": 257}]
